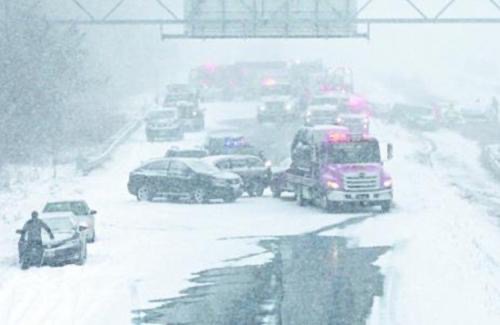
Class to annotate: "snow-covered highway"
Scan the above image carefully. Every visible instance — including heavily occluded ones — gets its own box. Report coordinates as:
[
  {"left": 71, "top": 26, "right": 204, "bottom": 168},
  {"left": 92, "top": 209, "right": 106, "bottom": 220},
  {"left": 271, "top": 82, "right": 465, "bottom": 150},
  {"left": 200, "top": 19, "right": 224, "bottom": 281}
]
[{"left": 1, "top": 101, "right": 500, "bottom": 325}]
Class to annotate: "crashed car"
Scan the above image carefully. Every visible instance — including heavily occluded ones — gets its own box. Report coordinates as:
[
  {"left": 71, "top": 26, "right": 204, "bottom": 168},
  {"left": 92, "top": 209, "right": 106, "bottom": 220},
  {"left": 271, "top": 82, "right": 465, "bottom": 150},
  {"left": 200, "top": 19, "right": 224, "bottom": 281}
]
[
  {"left": 203, "top": 155, "right": 271, "bottom": 197},
  {"left": 269, "top": 158, "right": 295, "bottom": 198},
  {"left": 127, "top": 158, "right": 243, "bottom": 203},
  {"left": 18, "top": 212, "right": 88, "bottom": 267},
  {"left": 390, "top": 103, "right": 439, "bottom": 131},
  {"left": 145, "top": 108, "right": 184, "bottom": 142},
  {"left": 204, "top": 131, "right": 264, "bottom": 157},
  {"left": 42, "top": 200, "right": 97, "bottom": 243}
]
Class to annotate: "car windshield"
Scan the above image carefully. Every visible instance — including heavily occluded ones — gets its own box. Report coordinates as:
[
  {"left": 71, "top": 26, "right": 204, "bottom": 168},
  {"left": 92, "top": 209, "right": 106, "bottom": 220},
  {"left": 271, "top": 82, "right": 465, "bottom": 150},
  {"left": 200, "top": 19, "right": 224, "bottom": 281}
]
[
  {"left": 184, "top": 160, "right": 220, "bottom": 174},
  {"left": 43, "top": 202, "right": 88, "bottom": 216},
  {"left": 148, "top": 110, "right": 176, "bottom": 119},
  {"left": 326, "top": 141, "right": 381, "bottom": 164},
  {"left": 44, "top": 218, "right": 74, "bottom": 232}
]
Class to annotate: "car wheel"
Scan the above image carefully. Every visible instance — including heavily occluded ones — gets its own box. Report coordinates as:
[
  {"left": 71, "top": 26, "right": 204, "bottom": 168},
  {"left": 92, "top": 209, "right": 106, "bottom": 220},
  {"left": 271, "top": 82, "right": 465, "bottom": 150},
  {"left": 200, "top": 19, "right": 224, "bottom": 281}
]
[
  {"left": 88, "top": 229, "right": 96, "bottom": 243},
  {"left": 76, "top": 243, "right": 87, "bottom": 266},
  {"left": 254, "top": 183, "right": 265, "bottom": 197},
  {"left": 137, "top": 185, "right": 153, "bottom": 202},
  {"left": 381, "top": 201, "right": 392, "bottom": 213},
  {"left": 271, "top": 187, "right": 282, "bottom": 198},
  {"left": 192, "top": 188, "right": 207, "bottom": 204},
  {"left": 223, "top": 193, "right": 237, "bottom": 203}
]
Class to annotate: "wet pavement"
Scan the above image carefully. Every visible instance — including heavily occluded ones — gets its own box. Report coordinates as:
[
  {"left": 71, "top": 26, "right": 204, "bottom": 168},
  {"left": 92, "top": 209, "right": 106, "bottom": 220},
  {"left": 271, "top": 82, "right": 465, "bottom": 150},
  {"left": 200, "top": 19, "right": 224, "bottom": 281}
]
[{"left": 134, "top": 231, "right": 389, "bottom": 325}]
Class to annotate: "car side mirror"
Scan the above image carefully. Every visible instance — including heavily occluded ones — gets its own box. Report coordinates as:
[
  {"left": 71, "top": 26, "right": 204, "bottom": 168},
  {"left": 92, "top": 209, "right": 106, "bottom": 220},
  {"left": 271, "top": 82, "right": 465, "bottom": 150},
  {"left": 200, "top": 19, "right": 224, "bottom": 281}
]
[
  {"left": 79, "top": 225, "right": 88, "bottom": 232},
  {"left": 16, "top": 229, "right": 23, "bottom": 235},
  {"left": 387, "top": 143, "right": 394, "bottom": 160},
  {"left": 90, "top": 210, "right": 97, "bottom": 215}
]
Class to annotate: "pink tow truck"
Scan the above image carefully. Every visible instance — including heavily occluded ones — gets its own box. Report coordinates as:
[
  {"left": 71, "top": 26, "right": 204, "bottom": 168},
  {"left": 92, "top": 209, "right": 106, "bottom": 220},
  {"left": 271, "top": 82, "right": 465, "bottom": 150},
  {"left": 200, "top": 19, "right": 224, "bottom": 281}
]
[{"left": 287, "top": 125, "right": 393, "bottom": 212}]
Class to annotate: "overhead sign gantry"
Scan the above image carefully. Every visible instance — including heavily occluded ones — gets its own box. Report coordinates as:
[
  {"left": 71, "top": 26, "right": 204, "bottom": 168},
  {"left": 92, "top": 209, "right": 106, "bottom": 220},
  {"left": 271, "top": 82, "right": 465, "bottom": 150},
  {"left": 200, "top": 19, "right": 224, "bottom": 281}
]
[{"left": 28, "top": 0, "right": 500, "bottom": 39}]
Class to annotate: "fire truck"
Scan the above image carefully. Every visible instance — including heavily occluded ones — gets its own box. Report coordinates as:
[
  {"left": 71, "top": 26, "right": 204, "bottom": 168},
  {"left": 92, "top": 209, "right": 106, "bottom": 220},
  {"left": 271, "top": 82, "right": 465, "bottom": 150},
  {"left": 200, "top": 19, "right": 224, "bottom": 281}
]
[{"left": 287, "top": 125, "right": 393, "bottom": 212}]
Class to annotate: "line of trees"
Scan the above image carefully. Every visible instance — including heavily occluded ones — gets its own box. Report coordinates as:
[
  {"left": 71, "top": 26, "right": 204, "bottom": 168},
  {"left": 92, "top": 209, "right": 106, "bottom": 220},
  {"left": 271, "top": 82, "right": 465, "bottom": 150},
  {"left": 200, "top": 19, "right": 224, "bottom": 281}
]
[{"left": 0, "top": 1, "right": 120, "bottom": 167}]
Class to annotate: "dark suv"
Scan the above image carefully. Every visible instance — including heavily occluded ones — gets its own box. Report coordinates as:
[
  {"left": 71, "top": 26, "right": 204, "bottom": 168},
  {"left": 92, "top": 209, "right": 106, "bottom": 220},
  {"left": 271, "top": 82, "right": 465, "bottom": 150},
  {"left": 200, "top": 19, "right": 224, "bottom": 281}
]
[
  {"left": 165, "top": 147, "right": 209, "bottom": 158},
  {"left": 127, "top": 158, "right": 242, "bottom": 203},
  {"left": 145, "top": 108, "right": 184, "bottom": 142},
  {"left": 203, "top": 155, "right": 271, "bottom": 197}
]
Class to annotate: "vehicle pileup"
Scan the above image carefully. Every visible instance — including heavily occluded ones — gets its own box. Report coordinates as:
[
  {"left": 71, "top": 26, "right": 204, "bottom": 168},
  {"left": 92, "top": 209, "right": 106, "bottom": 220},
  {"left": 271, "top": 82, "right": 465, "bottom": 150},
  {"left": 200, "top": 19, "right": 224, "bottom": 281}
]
[
  {"left": 163, "top": 84, "right": 205, "bottom": 131},
  {"left": 287, "top": 125, "right": 393, "bottom": 212}
]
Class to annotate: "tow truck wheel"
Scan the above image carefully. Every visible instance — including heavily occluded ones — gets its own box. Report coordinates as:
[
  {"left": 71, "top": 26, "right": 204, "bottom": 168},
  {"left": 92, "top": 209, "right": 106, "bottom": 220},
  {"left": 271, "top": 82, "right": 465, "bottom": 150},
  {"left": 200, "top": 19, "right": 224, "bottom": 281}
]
[
  {"left": 319, "top": 194, "right": 333, "bottom": 213},
  {"left": 381, "top": 201, "right": 392, "bottom": 213},
  {"left": 296, "top": 186, "right": 307, "bottom": 206}
]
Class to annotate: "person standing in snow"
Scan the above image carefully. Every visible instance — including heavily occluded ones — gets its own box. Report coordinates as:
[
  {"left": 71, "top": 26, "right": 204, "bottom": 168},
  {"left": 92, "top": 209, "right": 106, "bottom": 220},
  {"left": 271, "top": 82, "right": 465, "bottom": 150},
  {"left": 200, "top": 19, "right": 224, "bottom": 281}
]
[
  {"left": 18, "top": 211, "right": 55, "bottom": 268},
  {"left": 20, "top": 211, "right": 54, "bottom": 243}
]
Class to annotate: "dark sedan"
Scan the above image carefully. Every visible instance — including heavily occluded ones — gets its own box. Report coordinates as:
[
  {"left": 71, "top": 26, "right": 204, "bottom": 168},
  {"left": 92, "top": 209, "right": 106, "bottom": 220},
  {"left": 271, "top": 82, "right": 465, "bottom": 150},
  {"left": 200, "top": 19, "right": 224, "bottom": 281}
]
[{"left": 128, "top": 158, "right": 243, "bottom": 203}]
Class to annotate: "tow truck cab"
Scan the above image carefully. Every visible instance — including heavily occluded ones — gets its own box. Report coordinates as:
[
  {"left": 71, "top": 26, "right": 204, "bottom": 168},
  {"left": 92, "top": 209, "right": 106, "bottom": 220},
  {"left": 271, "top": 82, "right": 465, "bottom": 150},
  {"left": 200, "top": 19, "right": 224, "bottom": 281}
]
[
  {"left": 304, "top": 95, "right": 342, "bottom": 126},
  {"left": 336, "top": 113, "right": 370, "bottom": 136},
  {"left": 289, "top": 125, "right": 393, "bottom": 212},
  {"left": 257, "top": 80, "right": 299, "bottom": 122}
]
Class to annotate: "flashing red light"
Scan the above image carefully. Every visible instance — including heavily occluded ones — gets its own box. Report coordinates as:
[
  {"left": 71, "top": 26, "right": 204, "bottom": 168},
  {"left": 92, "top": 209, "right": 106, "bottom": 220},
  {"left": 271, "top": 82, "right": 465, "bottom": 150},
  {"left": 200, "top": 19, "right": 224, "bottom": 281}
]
[
  {"left": 202, "top": 63, "right": 218, "bottom": 73},
  {"left": 262, "top": 78, "right": 277, "bottom": 86},
  {"left": 327, "top": 132, "right": 349, "bottom": 143}
]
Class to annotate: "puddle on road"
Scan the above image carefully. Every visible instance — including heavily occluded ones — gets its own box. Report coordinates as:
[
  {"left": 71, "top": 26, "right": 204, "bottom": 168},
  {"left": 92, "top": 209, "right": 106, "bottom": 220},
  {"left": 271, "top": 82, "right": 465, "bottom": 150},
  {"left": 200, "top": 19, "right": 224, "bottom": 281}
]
[{"left": 134, "top": 235, "right": 389, "bottom": 325}]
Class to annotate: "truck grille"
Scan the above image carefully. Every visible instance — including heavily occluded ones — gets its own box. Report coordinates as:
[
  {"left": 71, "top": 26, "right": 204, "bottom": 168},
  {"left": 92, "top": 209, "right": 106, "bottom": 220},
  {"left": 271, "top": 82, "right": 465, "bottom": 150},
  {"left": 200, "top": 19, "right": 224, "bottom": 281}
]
[{"left": 343, "top": 173, "right": 379, "bottom": 191}]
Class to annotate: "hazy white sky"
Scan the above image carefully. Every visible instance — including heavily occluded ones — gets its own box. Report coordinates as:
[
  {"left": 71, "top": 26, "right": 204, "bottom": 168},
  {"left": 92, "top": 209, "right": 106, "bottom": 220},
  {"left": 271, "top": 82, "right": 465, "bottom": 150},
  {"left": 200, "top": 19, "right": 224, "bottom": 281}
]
[{"left": 47, "top": 0, "right": 500, "bottom": 102}]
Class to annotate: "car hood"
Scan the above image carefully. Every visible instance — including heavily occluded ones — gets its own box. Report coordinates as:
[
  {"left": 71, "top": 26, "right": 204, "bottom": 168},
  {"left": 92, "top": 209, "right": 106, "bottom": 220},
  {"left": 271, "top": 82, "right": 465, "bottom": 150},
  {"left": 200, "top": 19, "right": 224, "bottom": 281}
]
[{"left": 43, "top": 230, "right": 77, "bottom": 247}]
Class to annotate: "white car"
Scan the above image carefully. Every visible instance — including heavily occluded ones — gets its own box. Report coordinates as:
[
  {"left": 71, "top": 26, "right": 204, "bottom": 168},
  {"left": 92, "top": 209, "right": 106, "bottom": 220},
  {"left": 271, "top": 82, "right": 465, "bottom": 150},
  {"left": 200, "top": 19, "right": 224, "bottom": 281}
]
[{"left": 42, "top": 200, "right": 97, "bottom": 243}]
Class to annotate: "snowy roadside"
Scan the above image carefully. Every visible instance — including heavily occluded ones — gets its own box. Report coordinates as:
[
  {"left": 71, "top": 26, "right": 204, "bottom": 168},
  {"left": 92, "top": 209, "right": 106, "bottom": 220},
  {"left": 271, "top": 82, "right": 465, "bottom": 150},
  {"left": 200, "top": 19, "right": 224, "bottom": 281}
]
[
  {"left": 323, "top": 120, "right": 500, "bottom": 325},
  {"left": 0, "top": 101, "right": 361, "bottom": 325}
]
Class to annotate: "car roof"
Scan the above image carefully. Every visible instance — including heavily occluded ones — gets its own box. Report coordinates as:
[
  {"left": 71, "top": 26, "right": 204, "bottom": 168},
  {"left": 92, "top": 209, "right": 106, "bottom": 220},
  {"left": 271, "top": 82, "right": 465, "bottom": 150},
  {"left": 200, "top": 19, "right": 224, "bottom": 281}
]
[
  {"left": 45, "top": 199, "right": 86, "bottom": 205},
  {"left": 40, "top": 211, "right": 77, "bottom": 219},
  {"left": 203, "top": 154, "right": 260, "bottom": 164}
]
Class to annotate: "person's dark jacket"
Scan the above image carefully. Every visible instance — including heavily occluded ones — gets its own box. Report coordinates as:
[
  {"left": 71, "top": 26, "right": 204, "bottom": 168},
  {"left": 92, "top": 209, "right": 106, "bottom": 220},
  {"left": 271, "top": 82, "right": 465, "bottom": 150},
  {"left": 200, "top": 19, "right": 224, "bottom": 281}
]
[{"left": 21, "top": 219, "right": 54, "bottom": 242}]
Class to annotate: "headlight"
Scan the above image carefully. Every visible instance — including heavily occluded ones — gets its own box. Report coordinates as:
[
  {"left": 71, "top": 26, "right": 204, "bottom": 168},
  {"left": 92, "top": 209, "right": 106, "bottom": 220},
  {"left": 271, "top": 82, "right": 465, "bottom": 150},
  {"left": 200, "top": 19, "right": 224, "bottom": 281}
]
[
  {"left": 306, "top": 111, "right": 312, "bottom": 116},
  {"left": 259, "top": 106, "right": 266, "bottom": 111},
  {"left": 265, "top": 160, "right": 272, "bottom": 168},
  {"left": 285, "top": 104, "right": 292, "bottom": 111},
  {"left": 192, "top": 111, "right": 198, "bottom": 116},
  {"left": 383, "top": 179, "right": 393, "bottom": 188},
  {"left": 336, "top": 118, "right": 343, "bottom": 124},
  {"left": 326, "top": 180, "right": 340, "bottom": 189}
]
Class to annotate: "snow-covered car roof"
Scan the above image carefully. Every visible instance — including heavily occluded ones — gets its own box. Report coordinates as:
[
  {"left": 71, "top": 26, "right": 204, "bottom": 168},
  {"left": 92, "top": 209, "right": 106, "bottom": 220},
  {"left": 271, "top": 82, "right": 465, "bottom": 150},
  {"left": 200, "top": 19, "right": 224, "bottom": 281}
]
[{"left": 203, "top": 154, "right": 261, "bottom": 165}]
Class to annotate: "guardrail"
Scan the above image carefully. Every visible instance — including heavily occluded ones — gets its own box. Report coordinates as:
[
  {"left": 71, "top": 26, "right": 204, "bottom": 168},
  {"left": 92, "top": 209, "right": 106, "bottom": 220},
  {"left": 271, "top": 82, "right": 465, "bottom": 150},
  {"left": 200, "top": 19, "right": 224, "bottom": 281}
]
[
  {"left": 77, "top": 119, "right": 143, "bottom": 175},
  {"left": 481, "top": 144, "right": 500, "bottom": 179}
]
